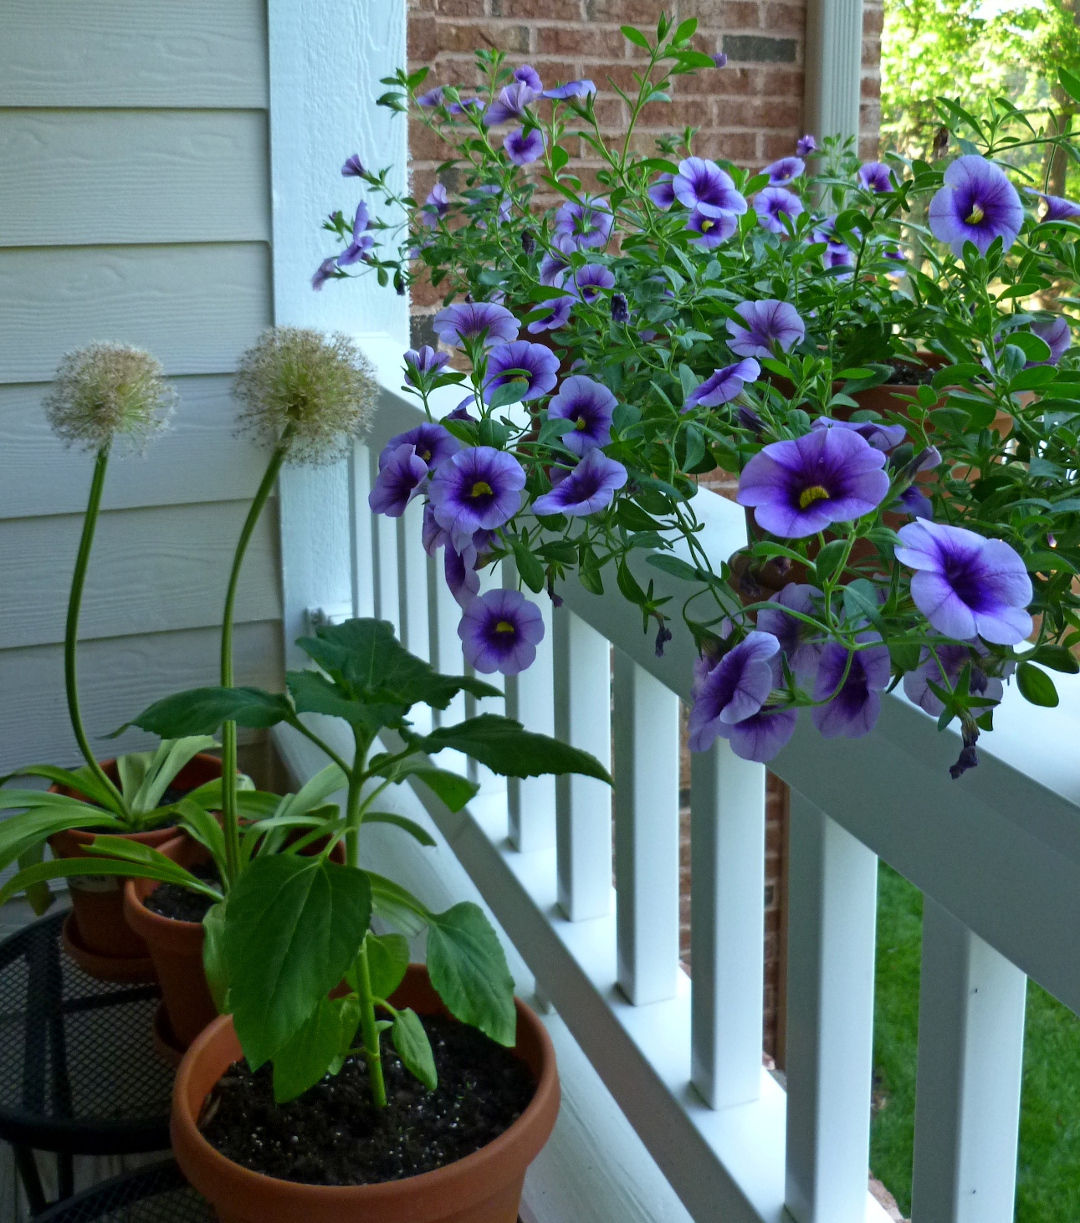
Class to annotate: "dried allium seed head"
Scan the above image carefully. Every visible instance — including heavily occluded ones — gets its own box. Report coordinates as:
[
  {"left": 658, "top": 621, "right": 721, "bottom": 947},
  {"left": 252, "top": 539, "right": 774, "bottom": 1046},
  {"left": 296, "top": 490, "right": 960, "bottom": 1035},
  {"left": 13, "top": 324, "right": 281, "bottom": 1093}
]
[
  {"left": 233, "top": 327, "right": 377, "bottom": 465},
  {"left": 43, "top": 343, "right": 176, "bottom": 454}
]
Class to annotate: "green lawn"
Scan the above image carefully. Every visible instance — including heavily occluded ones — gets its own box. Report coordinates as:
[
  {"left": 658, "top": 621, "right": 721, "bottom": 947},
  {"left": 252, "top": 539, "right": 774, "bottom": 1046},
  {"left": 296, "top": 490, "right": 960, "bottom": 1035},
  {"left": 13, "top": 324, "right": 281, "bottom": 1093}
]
[{"left": 871, "top": 863, "right": 1080, "bottom": 1221}]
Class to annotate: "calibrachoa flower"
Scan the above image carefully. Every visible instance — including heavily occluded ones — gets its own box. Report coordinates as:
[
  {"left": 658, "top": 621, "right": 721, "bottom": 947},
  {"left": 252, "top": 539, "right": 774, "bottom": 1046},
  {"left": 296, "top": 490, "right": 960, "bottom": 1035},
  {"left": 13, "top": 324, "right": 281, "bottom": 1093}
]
[
  {"left": 368, "top": 444, "right": 429, "bottom": 516},
  {"left": 539, "top": 250, "right": 570, "bottom": 286},
  {"left": 419, "top": 183, "right": 449, "bottom": 229},
  {"left": 433, "top": 301, "right": 519, "bottom": 347},
  {"left": 554, "top": 197, "right": 613, "bottom": 250},
  {"left": 482, "top": 341, "right": 560, "bottom": 402},
  {"left": 711, "top": 52, "right": 729, "bottom": 67},
  {"left": 338, "top": 202, "right": 375, "bottom": 266},
  {"left": 737, "top": 427, "right": 890, "bottom": 538},
  {"left": 533, "top": 449, "right": 628, "bottom": 516},
  {"left": 796, "top": 134, "right": 818, "bottom": 156},
  {"left": 484, "top": 81, "right": 542, "bottom": 126},
  {"left": 1031, "top": 316, "right": 1071, "bottom": 364},
  {"left": 448, "top": 96, "right": 483, "bottom": 116},
  {"left": 416, "top": 87, "right": 444, "bottom": 108},
  {"left": 569, "top": 263, "right": 616, "bottom": 303},
  {"left": 686, "top": 633, "right": 782, "bottom": 751},
  {"left": 727, "top": 299, "right": 806, "bottom": 357},
  {"left": 928, "top": 155, "right": 1023, "bottom": 257},
  {"left": 543, "top": 79, "right": 596, "bottom": 99},
  {"left": 514, "top": 65, "right": 543, "bottom": 90},
  {"left": 755, "top": 187, "right": 803, "bottom": 233},
  {"left": 823, "top": 242, "right": 856, "bottom": 273},
  {"left": 403, "top": 346, "right": 450, "bottom": 386},
  {"left": 811, "top": 415, "right": 907, "bottom": 453},
  {"left": 687, "top": 207, "right": 736, "bottom": 248},
  {"left": 429, "top": 446, "right": 526, "bottom": 544},
  {"left": 757, "top": 584, "right": 824, "bottom": 684},
  {"left": 527, "top": 297, "right": 573, "bottom": 333},
  {"left": 763, "top": 157, "right": 804, "bottom": 186},
  {"left": 504, "top": 127, "right": 546, "bottom": 165},
  {"left": 444, "top": 545, "right": 481, "bottom": 608},
  {"left": 1032, "top": 191, "right": 1080, "bottom": 222},
  {"left": 472, "top": 184, "right": 512, "bottom": 228},
  {"left": 903, "top": 644, "right": 1003, "bottom": 717},
  {"left": 894, "top": 519, "right": 1033, "bottom": 644},
  {"left": 718, "top": 706, "right": 798, "bottom": 762},
  {"left": 684, "top": 358, "right": 760, "bottom": 410},
  {"left": 649, "top": 174, "right": 676, "bottom": 209},
  {"left": 858, "top": 162, "right": 894, "bottom": 193},
  {"left": 458, "top": 588, "right": 545, "bottom": 675},
  {"left": 547, "top": 374, "right": 617, "bottom": 455},
  {"left": 312, "top": 257, "right": 338, "bottom": 291},
  {"left": 812, "top": 635, "right": 891, "bottom": 738},
  {"left": 341, "top": 155, "right": 366, "bottom": 177},
  {"left": 611, "top": 293, "right": 629, "bottom": 323},
  {"left": 898, "top": 485, "right": 933, "bottom": 520},
  {"left": 672, "top": 158, "right": 747, "bottom": 216},
  {"left": 380, "top": 422, "right": 459, "bottom": 471}
]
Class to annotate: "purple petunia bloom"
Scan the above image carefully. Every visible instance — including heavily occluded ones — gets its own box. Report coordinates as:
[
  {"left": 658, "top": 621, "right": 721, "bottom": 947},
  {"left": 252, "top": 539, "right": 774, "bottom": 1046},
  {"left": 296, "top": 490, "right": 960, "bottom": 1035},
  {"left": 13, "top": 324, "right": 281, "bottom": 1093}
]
[
  {"left": 553, "top": 197, "right": 613, "bottom": 251},
  {"left": 416, "top": 87, "right": 444, "bottom": 108},
  {"left": 532, "top": 449, "right": 628, "bottom": 517},
  {"left": 433, "top": 300, "right": 520, "bottom": 347},
  {"left": 649, "top": 174, "right": 676, "bottom": 209},
  {"left": 458, "top": 588, "right": 545, "bottom": 675},
  {"left": 569, "top": 263, "right": 616, "bottom": 303},
  {"left": 928, "top": 155, "right": 1023, "bottom": 257},
  {"left": 712, "top": 52, "right": 729, "bottom": 67},
  {"left": 429, "top": 446, "right": 526, "bottom": 545},
  {"left": 894, "top": 519, "right": 1033, "bottom": 644},
  {"left": 898, "top": 485, "right": 934, "bottom": 520},
  {"left": 484, "top": 81, "right": 542, "bottom": 126},
  {"left": 1030, "top": 316, "right": 1071, "bottom": 365},
  {"left": 504, "top": 127, "right": 546, "bottom": 165},
  {"left": 513, "top": 65, "right": 543, "bottom": 91},
  {"left": 757, "top": 584, "right": 824, "bottom": 685},
  {"left": 755, "top": 187, "right": 804, "bottom": 234},
  {"left": 380, "top": 422, "right": 459, "bottom": 473},
  {"left": 543, "top": 79, "right": 596, "bottom": 100},
  {"left": 763, "top": 157, "right": 805, "bottom": 186},
  {"left": 403, "top": 345, "right": 451, "bottom": 387},
  {"left": 672, "top": 157, "right": 748, "bottom": 216},
  {"left": 684, "top": 359, "right": 760, "bottom": 411},
  {"left": 419, "top": 183, "right": 450, "bottom": 230},
  {"left": 812, "top": 634, "right": 891, "bottom": 738},
  {"left": 444, "top": 545, "right": 481, "bottom": 609},
  {"left": 858, "top": 161, "right": 895, "bottom": 193},
  {"left": 341, "top": 154, "right": 366, "bottom": 177},
  {"left": 337, "top": 201, "right": 375, "bottom": 266},
  {"left": 727, "top": 299, "right": 806, "bottom": 358},
  {"left": 811, "top": 415, "right": 907, "bottom": 453},
  {"left": 718, "top": 705, "right": 798, "bottom": 762},
  {"left": 312, "top": 257, "right": 338, "bottom": 291},
  {"left": 368, "top": 444, "right": 430, "bottom": 517},
  {"left": 687, "top": 207, "right": 737, "bottom": 248},
  {"left": 1032, "top": 191, "right": 1080, "bottom": 222},
  {"left": 446, "top": 396, "right": 477, "bottom": 422},
  {"left": 823, "top": 241, "right": 856, "bottom": 273},
  {"left": 448, "top": 96, "right": 483, "bottom": 116},
  {"left": 687, "top": 633, "right": 782, "bottom": 752},
  {"left": 903, "top": 644, "right": 1003, "bottom": 717},
  {"left": 547, "top": 374, "right": 617, "bottom": 455},
  {"left": 539, "top": 250, "right": 570, "bottom": 286},
  {"left": 796, "top": 134, "right": 819, "bottom": 157},
  {"left": 737, "top": 428, "right": 890, "bottom": 538},
  {"left": 482, "top": 341, "right": 560, "bottom": 403},
  {"left": 527, "top": 296, "right": 573, "bottom": 333}
]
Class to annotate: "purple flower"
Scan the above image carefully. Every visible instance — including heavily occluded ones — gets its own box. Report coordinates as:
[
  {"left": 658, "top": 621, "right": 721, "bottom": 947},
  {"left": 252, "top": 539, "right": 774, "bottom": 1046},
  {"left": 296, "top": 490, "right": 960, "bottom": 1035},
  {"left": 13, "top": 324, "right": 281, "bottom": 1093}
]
[
  {"left": 763, "top": 157, "right": 805, "bottom": 186},
  {"left": 429, "top": 446, "right": 526, "bottom": 545},
  {"left": 718, "top": 706, "right": 798, "bottom": 762},
  {"left": 1030, "top": 316, "right": 1071, "bottom": 365},
  {"left": 898, "top": 485, "right": 933, "bottom": 520},
  {"left": 823, "top": 242, "right": 856, "bottom": 273},
  {"left": 553, "top": 197, "right": 613, "bottom": 251},
  {"left": 894, "top": 519, "right": 1033, "bottom": 644},
  {"left": 448, "top": 96, "right": 483, "bottom": 116},
  {"left": 648, "top": 174, "right": 676, "bottom": 209},
  {"left": 903, "top": 644, "right": 1003, "bottom": 718},
  {"left": 459, "top": 588, "right": 545, "bottom": 675},
  {"left": 485, "top": 81, "right": 542, "bottom": 126},
  {"left": 547, "top": 374, "right": 617, "bottom": 455},
  {"left": 543, "top": 79, "right": 596, "bottom": 100},
  {"left": 811, "top": 415, "right": 907, "bottom": 453},
  {"left": 312, "top": 257, "right": 338, "bottom": 291},
  {"left": 403, "top": 346, "right": 450, "bottom": 387},
  {"left": 687, "top": 633, "right": 782, "bottom": 751},
  {"left": 533, "top": 449, "right": 628, "bottom": 517},
  {"left": 471, "top": 184, "right": 512, "bottom": 228},
  {"left": 513, "top": 65, "right": 543, "bottom": 91},
  {"left": 757, "top": 584, "right": 824, "bottom": 684},
  {"left": 611, "top": 293, "right": 629, "bottom": 323},
  {"left": 416, "top": 87, "right": 444, "bottom": 108},
  {"left": 569, "top": 263, "right": 616, "bottom": 303},
  {"left": 811, "top": 216, "right": 836, "bottom": 245},
  {"left": 672, "top": 158, "right": 748, "bottom": 216},
  {"left": 446, "top": 396, "right": 477, "bottom": 422},
  {"left": 341, "top": 154, "right": 366, "bottom": 177},
  {"left": 380, "top": 423, "right": 459, "bottom": 473},
  {"left": 368, "top": 444, "right": 429, "bottom": 517},
  {"left": 433, "top": 301, "right": 520, "bottom": 347},
  {"left": 928, "top": 155, "right": 1023, "bottom": 257},
  {"left": 737, "top": 428, "right": 890, "bottom": 538},
  {"left": 483, "top": 341, "right": 560, "bottom": 403},
  {"left": 337, "top": 201, "right": 375, "bottom": 266},
  {"left": 858, "top": 162, "right": 895, "bottom": 193},
  {"left": 419, "top": 183, "right": 450, "bottom": 229},
  {"left": 504, "top": 127, "right": 546, "bottom": 165},
  {"left": 527, "top": 296, "right": 573, "bottom": 333},
  {"left": 727, "top": 299, "right": 806, "bottom": 358},
  {"left": 685, "top": 359, "right": 760, "bottom": 411},
  {"left": 687, "top": 207, "right": 737, "bottom": 248},
  {"left": 1031, "top": 191, "right": 1080, "bottom": 222},
  {"left": 711, "top": 52, "right": 729, "bottom": 67},
  {"left": 812, "top": 635, "right": 891, "bottom": 738},
  {"left": 539, "top": 250, "right": 570, "bottom": 286},
  {"left": 796, "top": 134, "right": 818, "bottom": 157},
  {"left": 444, "top": 545, "right": 481, "bottom": 609},
  {"left": 755, "top": 187, "right": 804, "bottom": 234}
]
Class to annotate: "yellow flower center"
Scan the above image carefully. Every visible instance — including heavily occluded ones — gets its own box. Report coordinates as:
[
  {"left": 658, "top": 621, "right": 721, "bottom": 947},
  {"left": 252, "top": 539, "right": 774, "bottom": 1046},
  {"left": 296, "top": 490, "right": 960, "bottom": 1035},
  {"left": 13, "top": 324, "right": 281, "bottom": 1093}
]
[
  {"left": 965, "top": 202, "right": 985, "bottom": 225},
  {"left": 574, "top": 416, "right": 587, "bottom": 430},
  {"left": 798, "top": 484, "right": 831, "bottom": 509},
  {"left": 418, "top": 448, "right": 432, "bottom": 462},
  {"left": 494, "top": 620, "right": 516, "bottom": 633},
  {"left": 701, "top": 218, "right": 714, "bottom": 231},
  {"left": 470, "top": 480, "right": 493, "bottom": 498}
]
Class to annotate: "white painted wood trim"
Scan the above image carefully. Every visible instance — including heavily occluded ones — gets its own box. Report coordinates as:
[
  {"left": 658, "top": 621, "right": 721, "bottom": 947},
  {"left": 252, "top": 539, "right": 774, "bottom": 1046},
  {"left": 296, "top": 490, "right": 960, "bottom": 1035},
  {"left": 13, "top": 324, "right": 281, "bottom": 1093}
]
[{"left": 804, "top": 0, "right": 864, "bottom": 141}]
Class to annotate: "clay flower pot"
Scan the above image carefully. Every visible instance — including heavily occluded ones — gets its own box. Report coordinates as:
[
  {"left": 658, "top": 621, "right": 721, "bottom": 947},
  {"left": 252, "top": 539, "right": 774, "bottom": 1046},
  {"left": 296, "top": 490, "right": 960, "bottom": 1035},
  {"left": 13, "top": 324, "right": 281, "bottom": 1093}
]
[
  {"left": 171, "top": 965, "right": 560, "bottom": 1223},
  {"left": 49, "top": 753, "right": 222, "bottom": 978}
]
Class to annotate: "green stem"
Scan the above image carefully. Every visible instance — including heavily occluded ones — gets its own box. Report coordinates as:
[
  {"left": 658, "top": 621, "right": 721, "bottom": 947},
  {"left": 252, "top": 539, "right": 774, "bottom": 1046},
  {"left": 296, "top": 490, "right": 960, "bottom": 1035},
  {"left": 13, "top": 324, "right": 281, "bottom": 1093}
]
[
  {"left": 66, "top": 448, "right": 126, "bottom": 814},
  {"left": 355, "top": 937, "right": 388, "bottom": 1108},
  {"left": 220, "top": 436, "right": 291, "bottom": 884},
  {"left": 345, "top": 762, "right": 363, "bottom": 870}
]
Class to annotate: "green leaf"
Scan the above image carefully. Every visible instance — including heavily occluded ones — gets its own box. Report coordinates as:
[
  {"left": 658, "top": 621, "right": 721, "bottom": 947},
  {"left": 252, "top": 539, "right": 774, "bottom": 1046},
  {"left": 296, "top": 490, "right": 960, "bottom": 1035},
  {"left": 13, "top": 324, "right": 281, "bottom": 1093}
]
[
  {"left": 486, "top": 379, "right": 530, "bottom": 410},
  {"left": 1016, "top": 661, "right": 1059, "bottom": 708},
  {"left": 1060, "top": 67, "right": 1080, "bottom": 105},
  {"left": 224, "top": 856, "right": 372, "bottom": 1069},
  {"left": 410, "top": 714, "right": 612, "bottom": 782},
  {"left": 132, "top": 737, "right": 219, "bottom": 812},
  {"left": 1008, "top": 332, "right": 1053, "bottom": 364},
  {"left": 426, "top": 902, "right": 516, "bottom": 1046},
  {"left": 814, "top": 539, "right": 849, "bottom": 584},
  {"left": 387, "top": 763, "right": 479, "bottom": 812},
  {"left": 0, "top": 853, "right": 219, "bottom": 908},
  {"left": 17, "top": 841, "right": 54, "bottom": 916},
  {"left": 889, "top": 642, "right": 922, "bottom": 673},
  {"left": 0, "top": 764, "right": 124, "bottom": 815},
  {"left": 391, "top": 1008, "right": 438, "bottom": 1090},
  {"left": 275, "top": 764, "right": 349, "bottom": 821},
  {"left": 0, "top": 800, "right": 123, "bottom": 873},
  {"left": 174, "top": 799, "right": 227, "bottom": 871},
  {"left": 364, "top": 931, "right": 411, "bottom": 1000},
  {"left": 646, "top": 553, "right": 699, "bottom": 582},
  {"left": 1010, "top": 366, "right": 1057, "bottom": 391},
  {"left": 362, "top": 811, "right": 438, "bottom": 847},
  {"left": 621, "top": 24, "right": 650, "bottom": 48},
  {"left": 842, "top": 580, "right": 886, "bottom": 634},
  {"left": 366, "top": 871, "right": 430, "bottom": 938},
  {"left": 617, "top": 501, "right": 664, "bottom": 532},
  {"left": 512, "top": 540, "right": 546, "bottom": 594},
  {"left": 202, "top": 901, "right": 230, "bottom": 1014},
  {"left": 287, "top": 669, "right": 402, "bottom": 732},
  {"left": 271, "top": 996, "right": 345, "bottom": 1103},
  {"left": 116, "top": 687, "right": 293, "bottom": 738},
  {"left": 1030, "top": 644, "right": 1080, "bottom": 674},
  {"left": 672, "top": 17, "right": 698, "bottom": 42}
]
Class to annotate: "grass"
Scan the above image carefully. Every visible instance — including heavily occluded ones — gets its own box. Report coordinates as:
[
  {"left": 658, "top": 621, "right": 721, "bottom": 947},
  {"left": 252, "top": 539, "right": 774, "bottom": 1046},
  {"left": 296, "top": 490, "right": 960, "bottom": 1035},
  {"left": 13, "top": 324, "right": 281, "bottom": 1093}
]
[{"left": 870, "top": 863, "right": 1080, "bottom": 1220}]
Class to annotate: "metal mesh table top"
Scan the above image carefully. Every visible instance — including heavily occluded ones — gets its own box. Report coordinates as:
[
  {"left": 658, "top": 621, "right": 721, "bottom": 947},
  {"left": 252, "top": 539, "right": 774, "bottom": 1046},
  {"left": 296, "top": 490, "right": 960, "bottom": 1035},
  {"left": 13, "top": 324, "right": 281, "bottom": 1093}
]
[
  {"left": 33, "top": 1161, "right": 212, "bottom": 1223},
  {"left": 0, "top": 911, "right": 174, "bottom": 1153}
]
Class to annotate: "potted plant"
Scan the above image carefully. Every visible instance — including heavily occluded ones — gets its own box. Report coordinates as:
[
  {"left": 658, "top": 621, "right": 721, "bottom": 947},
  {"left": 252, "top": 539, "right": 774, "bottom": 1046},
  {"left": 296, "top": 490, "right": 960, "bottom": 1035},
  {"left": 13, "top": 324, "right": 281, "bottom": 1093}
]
[{"left": 314, "top": 14, "right": 1080, "bottom": 779}]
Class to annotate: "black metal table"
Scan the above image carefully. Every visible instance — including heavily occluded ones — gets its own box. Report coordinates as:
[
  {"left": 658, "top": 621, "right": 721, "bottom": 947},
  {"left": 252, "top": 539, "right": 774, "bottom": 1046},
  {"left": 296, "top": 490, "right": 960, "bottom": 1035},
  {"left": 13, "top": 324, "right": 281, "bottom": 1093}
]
[
  {"left": 0, "top": 911, "right": 174, "bottom": 1214},
  {"left": 32, "top": 1160, "right": 211, "bottom": 1222}
]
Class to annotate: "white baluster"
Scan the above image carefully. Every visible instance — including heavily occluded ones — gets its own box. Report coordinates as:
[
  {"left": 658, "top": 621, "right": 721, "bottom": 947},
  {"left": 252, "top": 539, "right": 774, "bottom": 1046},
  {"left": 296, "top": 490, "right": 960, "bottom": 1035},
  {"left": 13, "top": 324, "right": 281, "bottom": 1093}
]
[
  {"left": 613, "top": 650, "right": 680, "bottom": 1005},
  {"left": 690, "top": 738, "right": 766, "bottom": 1108},
  {"left": 503, "top": 562, "right": 556, "bottom": 852},
  {"left": 349, "top": 443, "right": 375, "bottom": 619},
  {"left": 910, "top": 898, "right": 1027, "bottom": 1223},
  {"left": 785, "top": 790, "right": 878, "bottom": 1223},
  {"left": 552, "top": 605, "right": 612, "bottom": 921},
  {"left": 369, "top": 449, "right": 398, "bottom": 625},
  {"left": 397, "top": 496, "right": 430, "bottom": 662},
  {"left": 465, "top": 565, "right": 505, "bottom": 793}
]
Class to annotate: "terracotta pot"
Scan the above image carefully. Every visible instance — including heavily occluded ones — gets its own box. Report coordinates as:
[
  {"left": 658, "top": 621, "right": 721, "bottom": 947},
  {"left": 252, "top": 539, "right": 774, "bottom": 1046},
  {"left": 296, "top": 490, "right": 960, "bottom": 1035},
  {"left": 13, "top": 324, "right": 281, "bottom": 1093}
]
[
  {"left": 49, "top": 753, "right": 222, "bottom": 968},
  {"left": 172, "top": 966, "right": 560, "bottom": 1223}
]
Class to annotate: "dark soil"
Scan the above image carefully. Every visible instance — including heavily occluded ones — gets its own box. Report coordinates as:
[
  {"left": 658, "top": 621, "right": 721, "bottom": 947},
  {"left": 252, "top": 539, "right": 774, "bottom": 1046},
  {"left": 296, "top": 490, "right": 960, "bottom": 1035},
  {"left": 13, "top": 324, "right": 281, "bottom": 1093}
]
[
  {"left": 201, "top": 1013, "right": 536, "bottom": 1185},
  {"left": 143, "top": 859, "right": 221, "bottom": 923},
  {"left": 883, "top": 359, "right": 939, "bottom": 386}
]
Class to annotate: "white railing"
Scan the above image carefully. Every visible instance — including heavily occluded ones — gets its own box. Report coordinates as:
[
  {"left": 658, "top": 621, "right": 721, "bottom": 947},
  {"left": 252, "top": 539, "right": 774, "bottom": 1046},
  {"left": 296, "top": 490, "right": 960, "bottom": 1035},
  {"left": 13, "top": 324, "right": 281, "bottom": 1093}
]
[{"left": 283, "top": 344, "right": 1080, "bottom": 1223}]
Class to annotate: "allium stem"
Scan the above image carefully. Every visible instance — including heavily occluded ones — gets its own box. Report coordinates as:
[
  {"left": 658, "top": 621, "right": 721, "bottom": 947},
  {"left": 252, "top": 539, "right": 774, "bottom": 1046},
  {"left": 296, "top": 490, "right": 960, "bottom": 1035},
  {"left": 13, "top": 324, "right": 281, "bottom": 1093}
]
[{"left": 65, "top": 448, "right": 127, "bottom": 814}]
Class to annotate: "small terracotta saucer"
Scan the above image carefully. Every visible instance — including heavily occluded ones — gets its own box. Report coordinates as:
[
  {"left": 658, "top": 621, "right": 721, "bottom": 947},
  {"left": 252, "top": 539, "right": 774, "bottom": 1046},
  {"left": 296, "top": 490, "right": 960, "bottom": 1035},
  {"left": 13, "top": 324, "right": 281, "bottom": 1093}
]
[{"left": 61, "top": 912, "right": 158, "bottom": 984}]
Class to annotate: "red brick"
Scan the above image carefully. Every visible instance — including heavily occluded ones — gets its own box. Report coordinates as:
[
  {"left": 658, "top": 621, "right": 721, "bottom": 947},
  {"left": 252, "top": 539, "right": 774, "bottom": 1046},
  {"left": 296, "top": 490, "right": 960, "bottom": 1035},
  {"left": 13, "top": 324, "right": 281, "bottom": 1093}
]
[
  {"left": 438, "top": 20, "right": 531, "bottom": 52},
  {"left": 761, "top": 1, "right": 804, "bottom": 32},
  {"left": 436, "top": 0, "right": 486, "bottom": 15},
  {"left": 493, "top": 0, "right": 583, "bottom": 18},
  {"left": 584, "top": 0, "right": 666, "bottom": 23},
  {"left": 409, "top": 13, "right": 439, "bottom": 60},
  {"left": 535, "top": 25, "right": 625, "bottom": 56}
]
